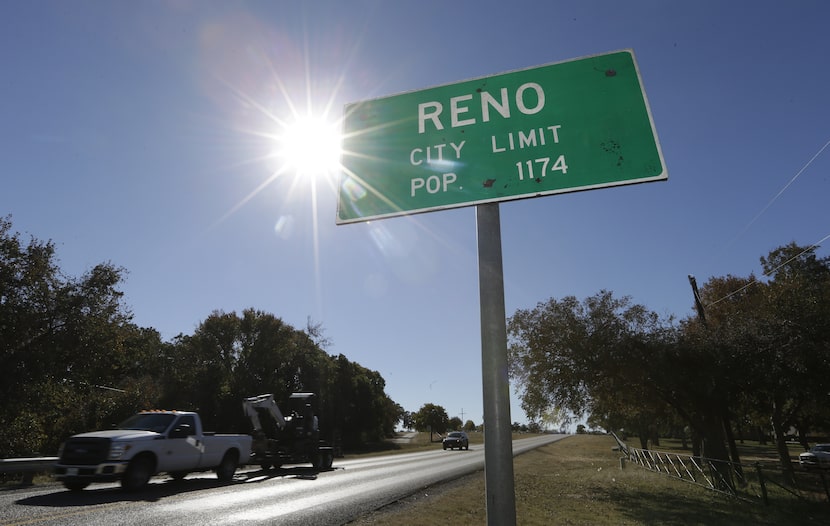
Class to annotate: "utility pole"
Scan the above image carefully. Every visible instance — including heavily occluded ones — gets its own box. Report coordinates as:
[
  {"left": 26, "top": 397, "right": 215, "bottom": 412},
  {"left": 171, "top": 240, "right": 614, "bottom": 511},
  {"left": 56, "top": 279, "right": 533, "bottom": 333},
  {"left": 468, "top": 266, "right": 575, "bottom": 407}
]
[
  {"left": 688, "top": 273, "right": 741, "bottom": 481},
  {"left": 687, "top": 275, "right": 707, "bottom": 326}
]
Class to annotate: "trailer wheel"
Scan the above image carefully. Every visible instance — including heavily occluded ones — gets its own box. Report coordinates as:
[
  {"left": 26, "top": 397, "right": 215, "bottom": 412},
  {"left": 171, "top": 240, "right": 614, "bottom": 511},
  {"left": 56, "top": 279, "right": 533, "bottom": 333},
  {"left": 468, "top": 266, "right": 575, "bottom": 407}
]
[
  {"left": 216, "top": 450, "right": 239, "bottom": 482},
  {"left": 122, "top": 455, "right": 154, "bottom": 491},
  {"left": 63, "top": 479, "right": 90, "bottom": 491},
  {"left": 312, "top": 451, "right": 333, "bottom": 470}
]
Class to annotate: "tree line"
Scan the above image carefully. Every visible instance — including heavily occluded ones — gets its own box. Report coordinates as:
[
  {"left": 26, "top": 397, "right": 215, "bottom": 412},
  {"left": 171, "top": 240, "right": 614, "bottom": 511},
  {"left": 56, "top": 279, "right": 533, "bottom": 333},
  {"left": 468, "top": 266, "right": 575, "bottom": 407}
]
[
  {"left": 0, "top": 216, "right": 402, "bottom": 457},
  {"left": 507, "top": 242, "right": 830, "bottom": 485},
  {"left": 7, "top": 207, "right": 827, "bottom": 488},
  {"left": 404, "top": 403, "right": 480, "bottom": 442}
]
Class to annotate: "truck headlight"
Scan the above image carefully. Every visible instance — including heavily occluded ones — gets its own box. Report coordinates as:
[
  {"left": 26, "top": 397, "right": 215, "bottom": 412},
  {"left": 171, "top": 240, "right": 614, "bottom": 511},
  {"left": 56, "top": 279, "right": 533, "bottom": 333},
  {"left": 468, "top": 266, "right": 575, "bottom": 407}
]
[{"left": 108, "top": 443, "right": 132, "bottom": 460}]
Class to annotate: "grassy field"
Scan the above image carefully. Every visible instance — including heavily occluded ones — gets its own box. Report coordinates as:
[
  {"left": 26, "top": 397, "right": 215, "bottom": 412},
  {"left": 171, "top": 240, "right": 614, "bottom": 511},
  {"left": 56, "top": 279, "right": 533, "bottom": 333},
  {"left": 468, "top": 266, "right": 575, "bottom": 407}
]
[{"left": 349, "top": 433, "right": 830, "bottom": 525}]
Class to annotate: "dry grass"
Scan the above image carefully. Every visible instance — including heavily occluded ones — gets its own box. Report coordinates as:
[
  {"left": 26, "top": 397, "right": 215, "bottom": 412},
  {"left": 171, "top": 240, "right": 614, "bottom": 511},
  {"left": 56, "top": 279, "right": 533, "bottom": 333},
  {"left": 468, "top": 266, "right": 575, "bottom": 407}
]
[{"left": 349, "top": 434, "right": 830, "bottom": 525}]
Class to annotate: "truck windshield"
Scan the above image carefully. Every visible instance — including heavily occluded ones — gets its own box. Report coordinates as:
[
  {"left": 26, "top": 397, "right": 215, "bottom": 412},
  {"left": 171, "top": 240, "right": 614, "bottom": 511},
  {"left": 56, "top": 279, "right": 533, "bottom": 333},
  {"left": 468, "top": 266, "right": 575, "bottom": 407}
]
[{"left": 118, "top": 413, "right": 177, "bottom": 433}]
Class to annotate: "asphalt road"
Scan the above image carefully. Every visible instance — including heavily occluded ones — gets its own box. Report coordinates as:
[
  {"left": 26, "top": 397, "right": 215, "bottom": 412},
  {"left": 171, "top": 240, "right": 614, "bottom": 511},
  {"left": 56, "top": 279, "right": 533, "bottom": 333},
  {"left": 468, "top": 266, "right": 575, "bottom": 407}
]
[{"left": 0, "top": 434, "right": 567, "bottom": 526}]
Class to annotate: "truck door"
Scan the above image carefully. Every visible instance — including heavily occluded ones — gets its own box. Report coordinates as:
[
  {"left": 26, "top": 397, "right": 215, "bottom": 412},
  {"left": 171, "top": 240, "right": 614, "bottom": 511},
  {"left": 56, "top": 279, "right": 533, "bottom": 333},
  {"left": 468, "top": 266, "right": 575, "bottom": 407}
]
[{"left": 161, "top": 415, "right": 203, "bottom": 472}]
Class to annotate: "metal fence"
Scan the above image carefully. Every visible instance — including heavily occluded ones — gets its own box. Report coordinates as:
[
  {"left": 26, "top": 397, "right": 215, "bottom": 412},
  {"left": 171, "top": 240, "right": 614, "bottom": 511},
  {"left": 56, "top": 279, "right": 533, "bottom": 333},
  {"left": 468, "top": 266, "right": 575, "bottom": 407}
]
[{"left": 611, "top": 432, "right": 830, "bottom": 505}]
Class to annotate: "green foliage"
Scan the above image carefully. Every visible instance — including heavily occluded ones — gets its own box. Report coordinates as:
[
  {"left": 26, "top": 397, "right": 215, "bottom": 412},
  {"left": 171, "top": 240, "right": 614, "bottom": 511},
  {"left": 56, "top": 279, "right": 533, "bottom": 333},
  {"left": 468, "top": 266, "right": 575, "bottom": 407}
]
[
  {"left": 0, "top": 216, "right": 147, "bottom": 456},
  {"left": 508, "top": 289, "right": 671, "bottom": 439},
  {"left": 326, "top": 353, "right": 401, "bottom": 446},
  {"left": 157, "top": 310, "right": 400, "bottom": 448},
  {"left": 693, "top": 243, "right": 830, "bottom": 477},
  {"left": 0, "top": 216, "right": 401, "bottom": 457},
  {"left": 412, "top": 403, "right": 449, "bottom": 441},
  {"left": 401, "top": 411, "right": 414, "bottom": 430},
  {"left": 507, "top": 242, "right": 830, "bottom": 484}
]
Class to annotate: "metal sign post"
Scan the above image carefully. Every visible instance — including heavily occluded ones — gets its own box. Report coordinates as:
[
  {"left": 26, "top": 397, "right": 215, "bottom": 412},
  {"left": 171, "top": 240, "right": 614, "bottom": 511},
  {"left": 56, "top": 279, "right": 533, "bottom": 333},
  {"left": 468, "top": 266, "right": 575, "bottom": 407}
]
[{"left": 477, "top": 202, "right": 516, "bottom": 525}]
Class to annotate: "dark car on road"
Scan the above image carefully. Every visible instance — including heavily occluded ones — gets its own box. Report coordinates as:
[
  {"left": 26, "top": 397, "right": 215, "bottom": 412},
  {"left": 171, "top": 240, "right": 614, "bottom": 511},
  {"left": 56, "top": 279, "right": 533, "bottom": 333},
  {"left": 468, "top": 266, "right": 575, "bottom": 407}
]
[{"left": 442, "top": 431, "right": 469, "bottom": 450}]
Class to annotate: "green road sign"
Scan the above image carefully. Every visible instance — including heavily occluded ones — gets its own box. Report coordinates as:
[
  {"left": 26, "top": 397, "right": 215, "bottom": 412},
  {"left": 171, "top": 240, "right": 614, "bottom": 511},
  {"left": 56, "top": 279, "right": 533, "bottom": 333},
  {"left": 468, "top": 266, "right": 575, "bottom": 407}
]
[{"left": 337, "top": 49, "right": 667, "bottom": 224}]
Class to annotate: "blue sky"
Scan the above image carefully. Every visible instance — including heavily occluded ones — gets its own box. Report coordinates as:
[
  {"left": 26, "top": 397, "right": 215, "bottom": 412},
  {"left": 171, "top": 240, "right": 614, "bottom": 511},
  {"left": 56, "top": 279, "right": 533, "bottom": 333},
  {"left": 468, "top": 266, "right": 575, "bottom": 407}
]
[{"left": 3, "top": 1, "right": 829, "bottom": 428}]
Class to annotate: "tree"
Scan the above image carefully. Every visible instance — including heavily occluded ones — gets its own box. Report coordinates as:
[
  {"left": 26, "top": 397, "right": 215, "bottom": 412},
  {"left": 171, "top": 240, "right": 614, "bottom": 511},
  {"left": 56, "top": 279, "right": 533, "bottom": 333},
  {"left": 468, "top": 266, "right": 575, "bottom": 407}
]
[
  {"left": 384, "top": 401, "right": 406, "bottom": 435},
  {"left": 0, "top": 216, "right": 153, "bottom": 456},
  {"left": 412, "top": 403, "right": 449, "bottom": 442},
  {"left": 507, "top": 288, "right": 743, "bottom": 488},
  {"left": 0, "top": 215, "right": 407, "bottom": 457},
  {"left": 164, "top": 309, "right": 398, "bottom": 448},
  {"left": 503, "top": 240, "right": 830, "bottom": 488},
  {"left": 328, "top": 354, "right": 397, "bottom": 447},
  {"left": 703, "top": 244, "right": 830, "bottom": 484},
  {"left": 527, "top": 421, "right": 542, "bottom": 433},
  {"left": 401, "top": 411, "right": 414, "bottom": 430},
  {"left": 759, "top": 243, "right": 830, "bottom": 448},
  {"left": 508, "top": 291, "right": 672, "bottom": 440}
]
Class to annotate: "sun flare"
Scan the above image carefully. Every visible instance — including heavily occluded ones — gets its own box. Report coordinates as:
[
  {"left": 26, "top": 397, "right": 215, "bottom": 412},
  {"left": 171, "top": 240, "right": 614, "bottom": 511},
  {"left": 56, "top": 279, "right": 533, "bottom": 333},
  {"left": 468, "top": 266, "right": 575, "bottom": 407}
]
[{"left": 276, "top": 114, "right": 343, "bottom": 177}]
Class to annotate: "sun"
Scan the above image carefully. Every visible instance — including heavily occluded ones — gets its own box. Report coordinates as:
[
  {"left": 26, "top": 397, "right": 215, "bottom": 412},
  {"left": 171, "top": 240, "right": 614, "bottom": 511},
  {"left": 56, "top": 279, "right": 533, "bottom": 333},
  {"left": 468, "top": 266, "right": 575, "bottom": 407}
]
[{"left": 276, "top": 113, "right": 343, "bottom": 177}]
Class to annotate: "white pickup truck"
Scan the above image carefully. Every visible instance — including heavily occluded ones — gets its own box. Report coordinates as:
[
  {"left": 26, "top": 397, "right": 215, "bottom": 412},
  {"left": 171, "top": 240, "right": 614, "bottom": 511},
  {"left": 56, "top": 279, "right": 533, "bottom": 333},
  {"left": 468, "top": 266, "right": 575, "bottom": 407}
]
[{"left": 54, "top": 410, "right": 252, "bottom": 491}]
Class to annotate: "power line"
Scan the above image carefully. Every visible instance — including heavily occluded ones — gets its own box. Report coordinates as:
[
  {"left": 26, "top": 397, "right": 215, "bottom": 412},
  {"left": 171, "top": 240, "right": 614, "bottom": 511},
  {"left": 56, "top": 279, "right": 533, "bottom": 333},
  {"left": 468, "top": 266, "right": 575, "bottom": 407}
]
[
  {"left": 698, "top": 137, "right": 830, "bottom": 310},
  {"left": 705, "top": 232, "right": 830, "bottom": 308},
  {"left": 727, "top": 138, "right": 830, "bottom": 248}
]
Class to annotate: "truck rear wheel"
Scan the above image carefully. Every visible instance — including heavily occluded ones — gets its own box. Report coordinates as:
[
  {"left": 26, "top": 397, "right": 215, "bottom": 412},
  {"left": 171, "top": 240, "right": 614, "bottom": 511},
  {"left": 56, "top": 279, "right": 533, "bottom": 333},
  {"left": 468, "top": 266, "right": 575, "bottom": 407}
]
[
  {"left": 216, "top": 450, "right": 239, "bottom": 482},
  {"left": 63, "top": 479, "right": 90, "bottom": 491},
  {"left": 122, "top": 455, "right": 154, "bottom": 491}
]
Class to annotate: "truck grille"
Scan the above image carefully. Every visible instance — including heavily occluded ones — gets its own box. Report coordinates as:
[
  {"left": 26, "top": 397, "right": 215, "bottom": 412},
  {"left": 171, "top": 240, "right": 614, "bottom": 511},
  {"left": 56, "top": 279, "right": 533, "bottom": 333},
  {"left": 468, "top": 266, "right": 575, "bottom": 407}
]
[{"left": 60, "top": 437, "right": 111, "bottom": 465}]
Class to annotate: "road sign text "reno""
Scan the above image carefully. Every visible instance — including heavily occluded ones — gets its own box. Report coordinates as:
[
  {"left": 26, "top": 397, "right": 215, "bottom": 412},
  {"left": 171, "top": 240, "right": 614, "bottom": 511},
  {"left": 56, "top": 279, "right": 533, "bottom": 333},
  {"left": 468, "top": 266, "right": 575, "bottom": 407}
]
[{"left": 418, "top": 83, "right": 545, "bottom": 133}]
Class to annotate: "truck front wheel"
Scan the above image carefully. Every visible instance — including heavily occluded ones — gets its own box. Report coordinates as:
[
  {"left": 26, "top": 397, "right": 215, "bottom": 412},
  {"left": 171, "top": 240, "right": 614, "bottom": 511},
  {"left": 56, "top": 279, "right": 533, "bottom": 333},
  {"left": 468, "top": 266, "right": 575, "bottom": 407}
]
[
  {"left": 122, "top": 455, "right": 154, "bottom": 491},
  {"left": 216, "top": 450, "right": 239, "bottom": 482}
]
